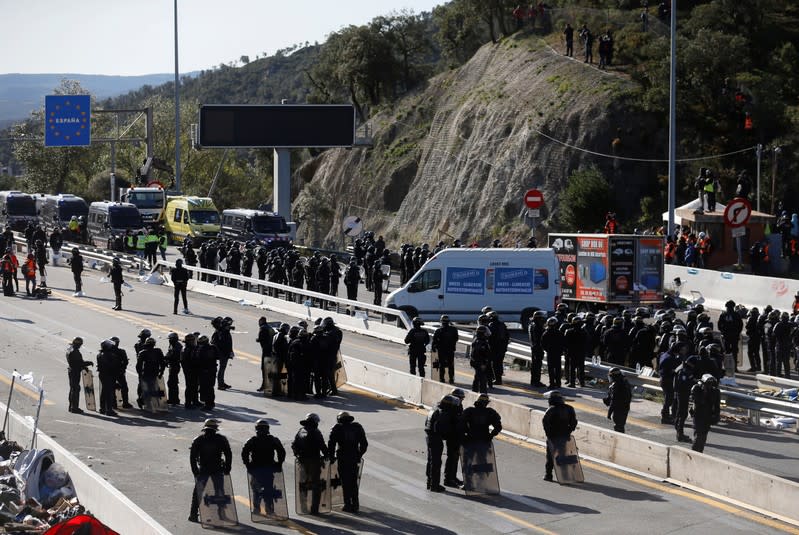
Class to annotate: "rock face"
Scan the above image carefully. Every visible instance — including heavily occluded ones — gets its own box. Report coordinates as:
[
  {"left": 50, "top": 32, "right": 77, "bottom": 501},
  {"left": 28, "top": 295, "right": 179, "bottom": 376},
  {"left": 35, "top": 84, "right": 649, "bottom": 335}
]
[{"left": 293, "top": 34, "right": 663, "bottom": 247}]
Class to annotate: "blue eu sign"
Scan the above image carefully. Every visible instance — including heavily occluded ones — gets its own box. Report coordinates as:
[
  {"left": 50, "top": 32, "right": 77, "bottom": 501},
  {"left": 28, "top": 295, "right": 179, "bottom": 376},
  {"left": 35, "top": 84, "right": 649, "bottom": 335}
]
[{"left": 45, "top": 95, "right": 91, "bottom": 147}]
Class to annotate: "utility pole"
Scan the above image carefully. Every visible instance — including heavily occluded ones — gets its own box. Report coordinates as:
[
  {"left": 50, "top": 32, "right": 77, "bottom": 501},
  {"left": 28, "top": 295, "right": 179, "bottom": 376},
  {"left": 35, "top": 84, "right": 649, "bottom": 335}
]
[
  {"left": 771, "top": 147, "right": 781, "bottom": 214},
  {"left": 173, "top": 0, "right": 182, "bottom": 192},
  {"left": 666, "top": 1, "right": 677, "bottom": 236},
  {"left": 756, "top": 143, "right": 762, "bottom": 212}
]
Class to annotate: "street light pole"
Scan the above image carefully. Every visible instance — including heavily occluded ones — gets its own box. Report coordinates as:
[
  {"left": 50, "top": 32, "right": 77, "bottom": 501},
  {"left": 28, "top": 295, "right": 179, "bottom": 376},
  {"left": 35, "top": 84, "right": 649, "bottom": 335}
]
[
  {"left": 667, "top": 1, "right": 677, "bottom": 236},
  {"left": 771, "top": 146, "right": 781, "bottom": 214},
  {"left": 756, "top": 143, "right": 762, "bottom": 212},
  {"left": 173, "top": 0, "right": 182, "bottom": 192}
]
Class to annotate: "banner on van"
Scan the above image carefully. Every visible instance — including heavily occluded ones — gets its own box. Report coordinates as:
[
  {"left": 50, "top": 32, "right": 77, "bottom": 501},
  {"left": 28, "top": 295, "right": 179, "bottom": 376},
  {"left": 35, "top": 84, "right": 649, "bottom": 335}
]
[
  {"left": 446, "top": 268, "right": 485, "bottom": 295},
  {"left": 494, "top": 268, "right": 534, "bottom": 294}
]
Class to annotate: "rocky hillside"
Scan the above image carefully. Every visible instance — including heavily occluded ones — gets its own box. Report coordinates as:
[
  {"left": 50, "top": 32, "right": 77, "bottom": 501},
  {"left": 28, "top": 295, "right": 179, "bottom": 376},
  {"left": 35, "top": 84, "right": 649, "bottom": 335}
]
[{"left": 293, "top": 33, "right": 664, "bottom": 247}]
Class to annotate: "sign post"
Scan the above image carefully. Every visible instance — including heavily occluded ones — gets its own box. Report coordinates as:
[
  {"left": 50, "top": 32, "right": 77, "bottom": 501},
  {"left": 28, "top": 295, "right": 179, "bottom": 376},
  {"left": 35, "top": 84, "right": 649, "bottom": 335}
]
[
  {"left": 724, "top": 197, "right": 752, "bottom": 269},
  {"left": 523, "top": 189, "right": 544, "bottom": 243}
]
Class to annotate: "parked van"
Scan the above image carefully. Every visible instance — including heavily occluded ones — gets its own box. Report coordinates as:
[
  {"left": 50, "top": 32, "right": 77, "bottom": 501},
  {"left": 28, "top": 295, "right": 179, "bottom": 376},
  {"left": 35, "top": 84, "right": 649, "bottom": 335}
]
[
  {"left": 87, "top": 201, "right": 143, "bottom": 249},
  {"left": 0, "top": 191, "right": 38, "bottom": 231},
  {"left": 40, "top": 194, "right": 89, "bottom": 232},
  {"left": 164, "top": 196, "right": 220, "bottom": 244},
  {"left": 219, "top": 209, "right": 293, "bottom": 249},
  {"left": 386, "top": 248, "right": 560, "bottom": 328}
]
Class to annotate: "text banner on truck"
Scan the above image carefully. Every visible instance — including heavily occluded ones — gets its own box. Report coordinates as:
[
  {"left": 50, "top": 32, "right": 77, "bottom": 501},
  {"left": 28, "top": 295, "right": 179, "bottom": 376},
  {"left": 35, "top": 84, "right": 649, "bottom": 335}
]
[
  {"left": 494, "top": 268, "right": 535, "bottom": 294},
  {"left": 445, "top": 267, "right": 485, "bottom": 295}
]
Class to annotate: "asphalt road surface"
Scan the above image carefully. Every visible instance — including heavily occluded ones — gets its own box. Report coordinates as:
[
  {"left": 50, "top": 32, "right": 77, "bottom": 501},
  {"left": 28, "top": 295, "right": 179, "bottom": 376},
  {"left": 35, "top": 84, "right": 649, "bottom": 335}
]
[{"left": 0, "top": 263, "right": 795, "bottom": 534}]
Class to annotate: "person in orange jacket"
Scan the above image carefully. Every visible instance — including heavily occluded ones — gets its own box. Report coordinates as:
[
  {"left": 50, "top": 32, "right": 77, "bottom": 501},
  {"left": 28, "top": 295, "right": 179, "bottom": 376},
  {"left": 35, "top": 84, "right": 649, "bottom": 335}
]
[
  {"left": 1, "top": 252, "right": 14, "bottom": 296},
  {"left": 22, "top": 253, "right": 37, "bottom": 296},
  {"left": 604, "top": 212, "right": 618, "bottom": 234},
  {"left": 8, "top": 249, "right": 19, "bottom": 292},
  {"left": 696, "top": 232, "right": 712, "bottom": 268}
]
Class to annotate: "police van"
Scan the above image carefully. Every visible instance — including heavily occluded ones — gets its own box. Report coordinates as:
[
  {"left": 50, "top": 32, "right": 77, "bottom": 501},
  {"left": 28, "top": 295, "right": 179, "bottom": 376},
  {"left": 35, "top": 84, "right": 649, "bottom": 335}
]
[
  {"left": 87, "top": 201, "right": 143, "bottom": 249},
  {"left": 164, "top": 196, "right": 220, "bottom": 244},
  {"left": 386, "top": 248, "right": 560, "bottom": 329},
  {"left": 39, "top": 194, "right": 89, "bottom": 232},
  {"left": 0, "top": 191, "right": 38, "bottom": 231},
  {"left": 219, "top": 209, "right": 294, "bottom": 249}
]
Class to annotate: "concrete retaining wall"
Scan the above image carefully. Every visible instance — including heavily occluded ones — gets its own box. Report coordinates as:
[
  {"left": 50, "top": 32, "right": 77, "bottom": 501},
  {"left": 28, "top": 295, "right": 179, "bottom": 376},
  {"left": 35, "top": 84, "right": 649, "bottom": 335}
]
[
  {"left": 572, "top": 425, "right": 669, "bottom": 479},
  {"left": 670, "top": 446, "right": 799, "bottom": 522},
  {"left": 343, "top": 356, "right": 422, "bottom": 405}
]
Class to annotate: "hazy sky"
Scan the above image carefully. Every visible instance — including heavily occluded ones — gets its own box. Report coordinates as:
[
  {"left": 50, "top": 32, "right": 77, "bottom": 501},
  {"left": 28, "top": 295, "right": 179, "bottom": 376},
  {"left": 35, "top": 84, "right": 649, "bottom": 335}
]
[{"left": 1, "top": 0, "right": 445, "bottom": 76}]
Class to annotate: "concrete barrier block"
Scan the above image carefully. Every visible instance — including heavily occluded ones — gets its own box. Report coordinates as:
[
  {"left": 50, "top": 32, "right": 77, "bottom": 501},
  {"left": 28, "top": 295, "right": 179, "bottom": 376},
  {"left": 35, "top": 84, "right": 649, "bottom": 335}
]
[
  {"left": 528, "top": 410, "right": 547, "bottom": 441},
  {"left": 669, "top": 446, "right": 799, "bottom": 521},
  {"left": 489, "top": 399, "right": 534, "bottom": 437},
  {"left": 421, "top": 379, "right": 453, "bottom": 407},
  {"left": 573, "top": 424, "right": 669, "bottom": 479},
  {"left": 342, "top": 356, "right": 422, "bottom": 405}
]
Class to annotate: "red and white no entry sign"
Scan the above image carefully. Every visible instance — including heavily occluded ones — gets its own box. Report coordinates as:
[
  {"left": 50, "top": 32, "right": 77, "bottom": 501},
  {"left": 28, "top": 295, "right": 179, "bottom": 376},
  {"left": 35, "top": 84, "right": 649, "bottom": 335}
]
[
  {"left": 524, "top": 188, "right": 544, "bottom": 209},
  {"left": 723, "top": 198, "right": 752, "bottom": 228}
]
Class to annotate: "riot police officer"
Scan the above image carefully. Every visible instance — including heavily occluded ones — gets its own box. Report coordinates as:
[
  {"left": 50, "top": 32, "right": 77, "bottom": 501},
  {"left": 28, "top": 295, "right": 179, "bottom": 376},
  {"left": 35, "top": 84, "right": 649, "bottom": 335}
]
[
  {"left": 66, "top": 337, "right": 93, "bottom": 414},
  {"left": 541, "top": 317, "right": 564, "bottom": 388},
  {"left": 96, "top": 339, "right": 119, "bottom": 416},
  {"left": 603, "top": 367, "right": 632, "bottom": 433},
  {"left": 196, "top": 335, "right": 219, "bottom": 410},
  {"left": 182, "top": 333, "right": 200, "bottom": 409},
  {"left": 674, "top": 355, "right": 698, "bottom": 442},
  {"left": 432, "top": 315, "right": 458, "bottom": 384},
  {"left": 564, "top": 316, "right": 590, "bottom": 387},
  {"left": 528, "top": 311, "right": 548, "bottom": 388},
  {"left": 110, "top": 336, "right": 133, "bottom": 409},
  {"left": 542, "top": 391, "right": 577, "bottom": 482},
  {"left": 242, "top": 419, "right": 286, "bottom": 515},
  {"left": 328, "top": 412, "right": 368, "bottom": 513},
  {"left": 136, "top": 338, "right": 165, "bottom": 408},
  {"left": 165, "top": 332, "right": 182, "bottom": 405},
  {"left": 470, "top": 325, "right": 493, "bottom": 393},
  {"left": 462, "top": 394, "right": 502, "bottom": 442},
  {"left": 425, "top": 395, "right": 459, "bottom": 492},
  {"left": 405, "top": 318, "right": 430, "bottom": 377},
  {"left": 291, "top": 413, "right": 329, "bottom": 514},
  {"left": 690, "top": 374, "right": 721, "bottom": 452},
  {"left": 189, "top": 419, "right": 233, "bottom": 523},
  {"left": 256, "top": 317, "right": 275, "bottom": 392}
]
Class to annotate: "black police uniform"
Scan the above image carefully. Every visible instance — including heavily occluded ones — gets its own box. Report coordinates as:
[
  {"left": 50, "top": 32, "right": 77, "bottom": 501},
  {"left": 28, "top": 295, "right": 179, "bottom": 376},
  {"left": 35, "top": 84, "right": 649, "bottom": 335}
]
[
  {"left": 328, "top": 417, "right": 368, "bottom": 512},
  {"left": 189, "top": 428, "right": 233, "bottom": 521}
]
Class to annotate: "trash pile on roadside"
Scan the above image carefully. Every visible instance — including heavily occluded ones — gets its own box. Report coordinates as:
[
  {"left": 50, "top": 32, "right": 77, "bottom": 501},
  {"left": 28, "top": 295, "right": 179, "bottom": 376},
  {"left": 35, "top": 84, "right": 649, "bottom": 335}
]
[{"left": 0, "top": 441, "right": 114, "bottom": 533}]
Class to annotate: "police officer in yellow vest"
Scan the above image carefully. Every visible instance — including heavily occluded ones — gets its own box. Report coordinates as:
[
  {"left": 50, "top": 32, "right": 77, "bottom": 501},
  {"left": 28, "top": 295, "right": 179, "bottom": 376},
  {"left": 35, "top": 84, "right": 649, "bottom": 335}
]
[
  {"left": 125, "top": 231, "right": 135, "bottom": 253},
  {"left": 158, "top": 231, "right": 168, "bottom": 261},
  {"left": 703, "top": 170, "right": 719, "bottom": 212},
  {"left": 145, "top": 230, "right": 159, "bottom": 266},
  {"left": 135, "top": 231, "right": 146, "bottom": 260}
]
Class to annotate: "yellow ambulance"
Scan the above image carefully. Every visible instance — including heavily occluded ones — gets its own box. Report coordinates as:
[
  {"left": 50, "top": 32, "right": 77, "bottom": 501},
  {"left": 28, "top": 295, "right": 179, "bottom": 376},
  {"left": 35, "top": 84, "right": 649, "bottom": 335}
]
[{"left": 163, "top": 196, "right": 220, "bottom": 244}]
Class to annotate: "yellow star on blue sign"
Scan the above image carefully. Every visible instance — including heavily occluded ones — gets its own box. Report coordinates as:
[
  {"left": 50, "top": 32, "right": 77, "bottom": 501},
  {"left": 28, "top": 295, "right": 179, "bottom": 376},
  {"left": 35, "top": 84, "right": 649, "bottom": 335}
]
[{"left": 45, "top": 95, "right": 91, "bottom": 147}]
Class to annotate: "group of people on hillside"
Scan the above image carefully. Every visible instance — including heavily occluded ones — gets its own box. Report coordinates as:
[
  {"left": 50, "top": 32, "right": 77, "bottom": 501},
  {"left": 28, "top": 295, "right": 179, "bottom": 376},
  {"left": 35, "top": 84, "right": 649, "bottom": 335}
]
[{"left": 512, "top": 3, "right": 552, "bottom": 33}]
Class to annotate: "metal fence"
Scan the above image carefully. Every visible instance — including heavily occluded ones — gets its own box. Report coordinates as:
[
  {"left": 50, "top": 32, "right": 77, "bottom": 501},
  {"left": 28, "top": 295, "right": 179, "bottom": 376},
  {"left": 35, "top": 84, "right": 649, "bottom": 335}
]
[{"left": 0, "top": 369, "right": 45, "bottom": 450}]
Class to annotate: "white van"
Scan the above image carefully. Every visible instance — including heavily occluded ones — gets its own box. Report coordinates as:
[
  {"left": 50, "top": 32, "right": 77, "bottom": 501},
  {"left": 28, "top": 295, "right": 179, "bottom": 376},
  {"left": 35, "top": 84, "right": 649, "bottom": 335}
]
[{"left": 386, "top": 248, "right": 560, "bottom": 328}]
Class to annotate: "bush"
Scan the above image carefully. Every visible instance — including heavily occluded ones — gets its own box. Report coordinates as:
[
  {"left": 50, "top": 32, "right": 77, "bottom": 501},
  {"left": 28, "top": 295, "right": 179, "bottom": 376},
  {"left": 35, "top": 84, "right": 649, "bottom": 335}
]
[{"left": 559, "top": 165, "right": 614, "bottom": 231}]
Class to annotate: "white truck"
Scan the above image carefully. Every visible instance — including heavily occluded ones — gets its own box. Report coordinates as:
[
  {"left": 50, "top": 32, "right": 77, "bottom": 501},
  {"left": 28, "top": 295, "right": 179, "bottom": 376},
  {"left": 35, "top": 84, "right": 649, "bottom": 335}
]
[
  {"left": 119, "top": 186, "right": 166, "bottom": 225},
  {"left": 386, "top": 248, "right": 561, "bottom": 328}
]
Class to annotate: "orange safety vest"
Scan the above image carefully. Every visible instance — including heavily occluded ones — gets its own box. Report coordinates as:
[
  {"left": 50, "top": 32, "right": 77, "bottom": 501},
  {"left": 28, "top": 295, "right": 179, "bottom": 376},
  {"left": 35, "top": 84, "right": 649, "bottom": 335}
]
[
  {"left": 1, "top": 259, "right": 12, "bottom": 274},
  {"left": 664, "top": 242, "right": 675, "bottom": 260},
  {"left": 22, "top": 259, "right": 36, "bottom": 279}
]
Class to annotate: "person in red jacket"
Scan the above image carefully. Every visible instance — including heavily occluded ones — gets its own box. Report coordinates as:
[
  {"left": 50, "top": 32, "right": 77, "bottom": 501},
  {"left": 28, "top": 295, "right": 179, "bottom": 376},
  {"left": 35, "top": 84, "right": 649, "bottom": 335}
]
[
  {"left": 8, "top": 249, "right": 19, "bottom": 292},
  {"left": 1, "top": 252, "right": 14, "bottom": 296},
  {"left": 604, "top": 212, "right": 618, "bottom": 234},
  {"left": 22, "top": 253, "right": 37, "bottom": 296}
]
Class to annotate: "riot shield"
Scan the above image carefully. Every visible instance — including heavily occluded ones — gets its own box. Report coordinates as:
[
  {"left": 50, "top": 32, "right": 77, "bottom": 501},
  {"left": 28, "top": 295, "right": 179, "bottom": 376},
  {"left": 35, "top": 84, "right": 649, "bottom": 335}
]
[
  {"left": 330, "top": 458, "right": 364, "bottom": 508},
  {"left": 81, "top": 369, "right": 96, "bottom": 412},
  {"left": 381, "top": 264, "right": 391, "bottom": 292},
  {"left": 262, "top": 358, "right": 273, "bottom": 396},
  {"left": 294, "top": 460, "right": 332, "bottom": 515},
  {"left": 334, "top": 351, "right": 348, "bottom": 388},
  {"left": 460, "top": 441, "right": 500, "bottom": 496},
  {"left": 155, "top": 376, "right": 168, "bottom": 412},
  {"left": 195, "top": 473, "right": 238, "bottom": 528},
  {"left": 548, "top": 436, "right": 584, "bottom": 484},
  {"left": 139, "top": 377, "right": 159, "bottom": 413},
  {"left": 115, "top": 387, "right": 123, "bottom": 409},
  {"left": 248, "top": 467, "right": 289, "bottom": 523}
]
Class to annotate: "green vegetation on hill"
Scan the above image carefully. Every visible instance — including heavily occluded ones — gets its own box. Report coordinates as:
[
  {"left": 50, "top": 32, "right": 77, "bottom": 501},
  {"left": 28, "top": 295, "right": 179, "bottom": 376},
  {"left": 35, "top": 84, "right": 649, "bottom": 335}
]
[{"left": 2, "top": 0, "right": 798, "bottom": 231}]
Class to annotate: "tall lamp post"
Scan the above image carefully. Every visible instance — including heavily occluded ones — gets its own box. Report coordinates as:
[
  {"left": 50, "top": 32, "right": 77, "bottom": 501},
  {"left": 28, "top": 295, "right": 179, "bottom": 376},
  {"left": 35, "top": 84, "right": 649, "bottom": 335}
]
[
  {"left": 173, "top": 0, "right": 182, "bottom": 192},
  {"left": 667, "top": 2, "right": 677, "bottom": 237}
]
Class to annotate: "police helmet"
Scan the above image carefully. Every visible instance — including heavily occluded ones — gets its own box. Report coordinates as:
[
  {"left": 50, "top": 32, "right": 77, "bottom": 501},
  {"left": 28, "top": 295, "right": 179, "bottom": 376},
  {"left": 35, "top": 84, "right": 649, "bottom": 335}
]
[
  {"left": 725, "top": 300, "right": 736, "bottom": 309},
  {"left": 202, "top": 418, "right": 220, "bottom": 430},
  {"left": 706, "top": 343, "right": 722, "bottom": 357},
  {"left": 301, "top": 413, "right": 320, "bottom": 426},
  {"left": 144, "top": 337, "right": 156, "bottom": 347},
  {"left": 412, "top": 317, "right": 424, "bottom": 328},
  {"left": 110, "top": 336, "right": 120, "bottom": 346},
  {"left": 451, "top": 388, "right": 466, "bottom": 400},
  {"left": 608, "top": 367, "right": 623, "bottom": 380},
  {"left": 322, "top": 317, "right": 335, "bottom": 328},
  {"left": 197, "top": 335, "right": 209, "bottom": 345},
  {"left": 533, "top": 310, "right": 547, "bottom": 321},
  {"left": 585, "top": 312, "right": 596, "bottom": 320},
  {"left": 70, "top": 216, "right": 77, "bottom": 221},
  {"left": 622, "top": 310, "right": 632, "bottom": 318},
  {"left": 546, "top": 317, "right": 558, "bottom": 327},
  {"left": 184, "top": 333, "right": 196, "bottom": 343},
  {"left": 139, "top": 329, "right": 151, "bottom": 338},
  {"left": 289, "top": 326, "right": 300, "bottom": 337},
  {"left": 278, "top": 323, "right": 290, "bottom": 333},
  {"left": 211, "top": 316, "right": 223, "bottom": 328},
  {"left": 701, "top": 374, "right": 718, "bottom": 386},
  {"left": 476, "top": 325, "right": 490, "bottom": 337},
  {"left": 612, "top": 317, "right": 624, "bottom": 327},
  {"left": 223, "top": 316, "right": 233, "bottom": 325},
  {"left": 566, "top": 312, "right": 576, "bottom": 323},
  {"left": 481, "top": 306, "right": 493, "bottom": 314},
  {"left": 476, "top": 393, "right": 490, "bottom": 406},
  {"left": 672, "top": 325, "right": 687, "bottom": 336},
  {"left": 298, "top": 320, "right": 308, "bottom": 329},
  {"left": 439, "top": 394, "right": 459, "bottom": 408},
  {"left": 487, "top": 310, "right": 498, "bottom": 319},
  {"left": 697, "top": 326, "right": 712, "bottom": 336},
  {"left": 477, "top": 314, "right": 490, "bottom": 325},
  {"left": 749, "top": 307, "right": 759, "bottom": 316},
  {"left": 337, "top": 411, "right": 354, "bottom": 423},
  {"left": 298, "top": 328, "right": 310, "bottom": 338},
  {"left": 697, "top": 312, "right": 710, "bottom": 323},
  {"left": 440, "top": 315, "right": 450, "bottom": 324},
  {"left": 769, "top": 309, "right": 781, "bottom": 321},
  {"left": 168, "top": 332, "right": 178, "bottom": 341},
  {"left": 112, "top": 257, "right": 121, "bottom": 265},
  {"left": 571, "top": 316, "right": 583, "bottom": 325},
  {"left": 781, "top": 311, "right": 790, "bottom": 321},
  {"left": 101, "top": 339, "right": 115, "bottom": 350},
  {"left": 72, "top": 247, "right": 79, "bottom": 255},
  {"left": 557, "top": 303, "right": 568, "bottom": 312},
  {"left": 547, "top": 390, "right": 564, "bottom": 405},
  {"left": 255, "top": 418, "right": 270, "bottom": 431}
]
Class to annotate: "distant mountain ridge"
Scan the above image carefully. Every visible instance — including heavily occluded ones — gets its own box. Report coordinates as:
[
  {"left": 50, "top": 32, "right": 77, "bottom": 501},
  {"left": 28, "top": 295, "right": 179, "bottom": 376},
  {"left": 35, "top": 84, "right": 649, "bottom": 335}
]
[{"left": 0, "top": 72, "right": 198, "bottom": 125}]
